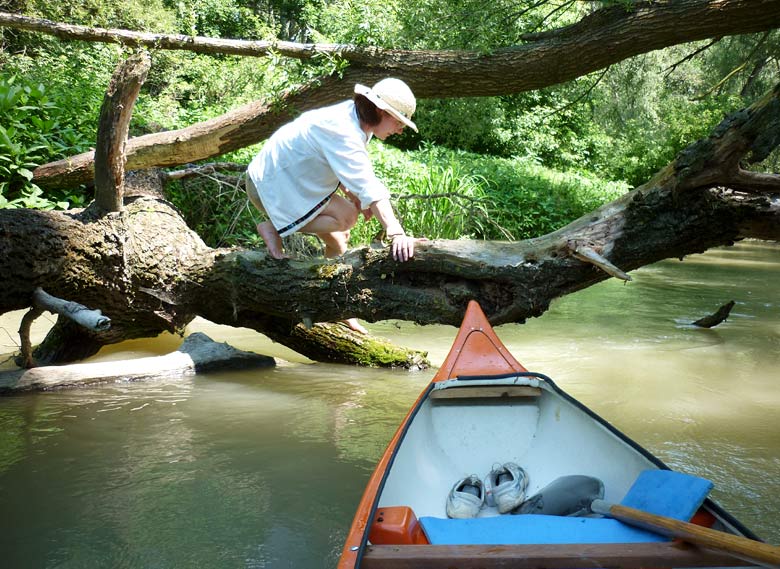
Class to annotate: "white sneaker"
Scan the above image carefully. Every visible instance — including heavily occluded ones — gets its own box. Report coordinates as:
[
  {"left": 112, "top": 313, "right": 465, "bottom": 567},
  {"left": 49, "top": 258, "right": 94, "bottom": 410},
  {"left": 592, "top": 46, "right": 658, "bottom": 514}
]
[
  {"left": 446, "top": 475, "right": 485, "bottom": 519},
  {"left": 485, "top": 462, "right": 529, "bottom": 513}
]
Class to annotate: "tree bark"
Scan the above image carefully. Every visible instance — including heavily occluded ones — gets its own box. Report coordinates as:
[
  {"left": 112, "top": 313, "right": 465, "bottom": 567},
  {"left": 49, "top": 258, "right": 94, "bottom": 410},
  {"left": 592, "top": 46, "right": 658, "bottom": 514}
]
[
  {"left": 16, "top": 0, "right": 780, "bottom": 189},
  {"left": 2, "top": 84, "right": 779, "bottom": 364}
]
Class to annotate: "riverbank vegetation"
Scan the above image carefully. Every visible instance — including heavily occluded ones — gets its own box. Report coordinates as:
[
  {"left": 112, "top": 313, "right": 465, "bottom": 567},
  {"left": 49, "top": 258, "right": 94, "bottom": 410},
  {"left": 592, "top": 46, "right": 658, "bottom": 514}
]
[{"left": 1, "top": 0, "right": 777, "bottom": 248}]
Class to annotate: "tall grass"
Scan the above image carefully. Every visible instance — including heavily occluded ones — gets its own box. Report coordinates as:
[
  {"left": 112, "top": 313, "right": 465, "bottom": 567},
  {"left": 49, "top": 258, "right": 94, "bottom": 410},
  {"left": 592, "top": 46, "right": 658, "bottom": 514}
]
[{"left": 350, "top": 143, "right": 629, "bottom": 243}]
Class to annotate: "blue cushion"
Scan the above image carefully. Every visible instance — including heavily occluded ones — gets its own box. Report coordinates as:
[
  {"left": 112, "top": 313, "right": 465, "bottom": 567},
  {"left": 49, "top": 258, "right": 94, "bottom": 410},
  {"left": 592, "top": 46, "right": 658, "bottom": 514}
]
[
  {"left": 621, "top": 470, "right": 713, "bottom": 521},
  {"left": 419, "top": 514, "right": 666, "bottom": 545}
]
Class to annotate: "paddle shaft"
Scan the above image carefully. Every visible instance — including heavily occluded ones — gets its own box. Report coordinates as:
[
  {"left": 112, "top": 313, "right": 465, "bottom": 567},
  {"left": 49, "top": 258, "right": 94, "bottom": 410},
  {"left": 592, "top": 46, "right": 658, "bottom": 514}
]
[{"left": 591, "top": 499, "right": 780, "bottom": 568}]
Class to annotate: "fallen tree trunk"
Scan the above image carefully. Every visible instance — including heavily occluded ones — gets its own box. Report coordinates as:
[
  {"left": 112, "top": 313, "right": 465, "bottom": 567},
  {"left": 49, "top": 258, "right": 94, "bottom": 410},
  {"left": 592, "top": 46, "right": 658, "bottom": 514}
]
[
  {"left": 0, "top": 332, "right": 275, "bottom": 393},
  {"left": 1, "top": 84, "right": 778, "bottom": 366}
]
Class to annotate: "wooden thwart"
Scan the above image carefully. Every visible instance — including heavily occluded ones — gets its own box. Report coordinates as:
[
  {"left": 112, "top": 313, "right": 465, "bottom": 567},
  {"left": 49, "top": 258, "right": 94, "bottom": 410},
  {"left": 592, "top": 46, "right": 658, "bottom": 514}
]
[
  {"left": 361, "top": 542, "right": 755, "bottom": 569},
  {"left": 430, "top": 385, "right": 542, "bottom": 399}
]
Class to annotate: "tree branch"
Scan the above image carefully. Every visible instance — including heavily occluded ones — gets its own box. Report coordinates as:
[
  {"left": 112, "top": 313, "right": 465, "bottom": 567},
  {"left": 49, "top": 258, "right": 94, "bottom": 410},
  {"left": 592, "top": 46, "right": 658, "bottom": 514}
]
[
  {"left": 0, "top": 11, "right": 352, "bottom": 60},
  {"left": 729, "top": 170, "right": 780, "bottom": 192},
  {"left": 94, "top": 51, "right": 151, "bottom": 212}
]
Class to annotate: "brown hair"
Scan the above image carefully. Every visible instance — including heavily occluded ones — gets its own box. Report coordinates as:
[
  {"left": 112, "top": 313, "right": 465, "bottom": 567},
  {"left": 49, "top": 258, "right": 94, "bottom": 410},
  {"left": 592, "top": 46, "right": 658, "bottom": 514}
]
[{"left": 354, "top": 94, "right": 382, "bottom": 127}]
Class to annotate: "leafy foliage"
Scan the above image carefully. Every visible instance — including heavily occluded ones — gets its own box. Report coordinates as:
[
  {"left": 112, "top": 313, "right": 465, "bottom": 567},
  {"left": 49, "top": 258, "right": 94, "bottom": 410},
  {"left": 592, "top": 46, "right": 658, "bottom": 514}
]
[
  {"left": 0, "top": 73, "right": 95, "bottom": 208},
  {"left": 0, "top": 0, "right": 776, "bottom": 240}
]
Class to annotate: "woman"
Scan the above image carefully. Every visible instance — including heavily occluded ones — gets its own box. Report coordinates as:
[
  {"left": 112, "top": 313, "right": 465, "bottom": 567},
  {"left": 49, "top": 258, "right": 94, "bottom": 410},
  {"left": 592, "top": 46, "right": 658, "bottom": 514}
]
[{"left": 246, "top": 78, "right": 420, "bottom": 263}]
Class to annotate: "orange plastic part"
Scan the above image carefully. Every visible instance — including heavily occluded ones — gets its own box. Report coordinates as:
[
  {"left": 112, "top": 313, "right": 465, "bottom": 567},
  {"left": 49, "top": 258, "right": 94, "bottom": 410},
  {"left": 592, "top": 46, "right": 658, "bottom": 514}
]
[
  {"left": 689, "top": 508, "right": 717, "bottom": 528},
  {"left": 368, "top": 506, "right": 429, "bottom": 545}
]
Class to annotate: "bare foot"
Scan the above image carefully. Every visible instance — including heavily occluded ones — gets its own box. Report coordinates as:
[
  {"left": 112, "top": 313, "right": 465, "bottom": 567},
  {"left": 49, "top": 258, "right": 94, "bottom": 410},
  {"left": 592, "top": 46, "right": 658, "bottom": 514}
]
[
  {"left": 257, "top": 221, "right": 288, "bottom": 259},
  {"left": 342, "top": 318, "right": 368, "bottom": 335}
]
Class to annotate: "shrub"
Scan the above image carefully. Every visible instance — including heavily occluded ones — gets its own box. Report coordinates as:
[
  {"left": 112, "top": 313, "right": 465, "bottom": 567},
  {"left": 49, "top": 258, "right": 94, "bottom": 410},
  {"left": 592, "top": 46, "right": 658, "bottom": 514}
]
[{"left": 0, "top": 74, "right": 96, "bottom": 208}]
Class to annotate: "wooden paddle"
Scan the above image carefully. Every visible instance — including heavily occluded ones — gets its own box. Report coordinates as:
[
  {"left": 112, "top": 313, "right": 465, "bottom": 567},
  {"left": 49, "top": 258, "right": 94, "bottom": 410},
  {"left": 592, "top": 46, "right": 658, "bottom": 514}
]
[{"left": 591, "top": 499, "right": 780, "bottom": 568}]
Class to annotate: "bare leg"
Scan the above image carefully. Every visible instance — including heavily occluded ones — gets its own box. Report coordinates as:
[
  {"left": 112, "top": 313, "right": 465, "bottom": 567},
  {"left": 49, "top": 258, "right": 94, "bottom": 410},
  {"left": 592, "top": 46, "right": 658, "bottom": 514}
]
[
  {"left": 257, "top": 221, "right": 287, "bottom": 259},
  {"left": 342, "top": 318, "right": 368, "bottom": 334},
  {"left": 300, "top": 196, "right": 367, "bottom": 333},
  {"left": 318, "top": 230, "right": 350, "bottom": 258}
]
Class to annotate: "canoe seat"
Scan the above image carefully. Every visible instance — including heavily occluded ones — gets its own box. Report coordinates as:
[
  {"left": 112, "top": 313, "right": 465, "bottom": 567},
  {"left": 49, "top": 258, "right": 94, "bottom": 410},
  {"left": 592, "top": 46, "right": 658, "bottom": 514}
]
[
  {"left": 429, "top": 385, "right": 542, "bottom": 399},
  {"left": 419, "top": 471, "right": 713, "bottom": 546},
  {"left": 418, "top": 514, "right": 666, "bottom": 545}
]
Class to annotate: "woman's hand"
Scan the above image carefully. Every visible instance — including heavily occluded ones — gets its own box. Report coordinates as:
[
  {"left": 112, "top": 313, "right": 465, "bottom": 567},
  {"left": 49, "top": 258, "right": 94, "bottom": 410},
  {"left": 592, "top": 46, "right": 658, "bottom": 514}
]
[{"left": 391, "top": 234, "right": 417, "bottom": 262}]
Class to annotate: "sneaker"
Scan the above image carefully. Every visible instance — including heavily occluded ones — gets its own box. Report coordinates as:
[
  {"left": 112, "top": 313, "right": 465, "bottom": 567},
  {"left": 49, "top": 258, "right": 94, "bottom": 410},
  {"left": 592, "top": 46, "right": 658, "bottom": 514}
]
[
  {"left": 485, "top": 462, "right": 529, "bottom": 514},
  {"left": 446, "top": 475, "right": 485, "bottom": 519}
]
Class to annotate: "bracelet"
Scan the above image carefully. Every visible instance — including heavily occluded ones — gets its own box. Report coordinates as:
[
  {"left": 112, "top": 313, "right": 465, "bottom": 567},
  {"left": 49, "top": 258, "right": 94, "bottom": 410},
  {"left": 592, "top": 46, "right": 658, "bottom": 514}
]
[{"left": 387, "top": 232, "right": 406, "bottom": 240}]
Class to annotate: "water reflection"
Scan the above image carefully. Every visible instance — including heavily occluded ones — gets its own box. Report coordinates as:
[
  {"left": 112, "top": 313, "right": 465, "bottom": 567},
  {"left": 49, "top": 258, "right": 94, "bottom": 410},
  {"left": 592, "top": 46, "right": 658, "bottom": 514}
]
[{"left": 0, "top": 240, "right": 778, "bottom": 568}]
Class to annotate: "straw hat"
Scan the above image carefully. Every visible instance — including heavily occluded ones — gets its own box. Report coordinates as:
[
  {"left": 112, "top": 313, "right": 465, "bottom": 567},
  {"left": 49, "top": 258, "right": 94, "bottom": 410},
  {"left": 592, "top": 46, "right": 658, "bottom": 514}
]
[{"left": 354, "top": 78, "right": 418, "bottom": 132}]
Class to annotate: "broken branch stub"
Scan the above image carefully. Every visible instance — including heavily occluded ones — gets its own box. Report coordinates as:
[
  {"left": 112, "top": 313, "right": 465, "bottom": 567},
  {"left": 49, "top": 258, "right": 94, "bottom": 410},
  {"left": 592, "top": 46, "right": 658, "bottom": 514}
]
[
  {"left": 33, "top": 288, "right": 111, "bottom": 331},
  {"left": 692, "top": 300, "right": 736, "bottom": 328},
  {"left": 94, "top": 50, "right": 151, "bottom": 213}
]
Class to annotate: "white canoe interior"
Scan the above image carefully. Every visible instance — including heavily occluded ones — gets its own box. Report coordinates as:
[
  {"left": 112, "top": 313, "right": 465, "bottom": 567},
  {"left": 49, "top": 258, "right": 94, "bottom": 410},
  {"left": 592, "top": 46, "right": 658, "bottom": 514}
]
[{"left": 377, "top": 376, "right": 723, "bottom": 526}]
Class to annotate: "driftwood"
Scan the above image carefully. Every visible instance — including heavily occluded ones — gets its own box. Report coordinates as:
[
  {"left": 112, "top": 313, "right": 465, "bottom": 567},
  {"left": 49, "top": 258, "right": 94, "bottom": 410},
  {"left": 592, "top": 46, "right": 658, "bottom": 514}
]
[
  {"left": 0, "top": 332, "right": 275, "bottom": 393},
  {"left": 692, "top": 301, "right": 736, "bottom": 328}
]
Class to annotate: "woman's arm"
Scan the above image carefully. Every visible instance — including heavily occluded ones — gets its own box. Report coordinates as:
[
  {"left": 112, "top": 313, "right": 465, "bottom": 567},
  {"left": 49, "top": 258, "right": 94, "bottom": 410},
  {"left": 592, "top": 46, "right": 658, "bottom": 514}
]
[{"left": 369, "top": 198, "right": 416, "bottom": 262}]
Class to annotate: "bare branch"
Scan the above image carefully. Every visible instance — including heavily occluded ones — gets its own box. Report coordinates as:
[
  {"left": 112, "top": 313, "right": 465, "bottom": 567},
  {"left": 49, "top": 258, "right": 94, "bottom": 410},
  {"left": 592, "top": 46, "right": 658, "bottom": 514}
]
[
  {"left": 568, "top": 243, "right": 632, "bottom": 282},
  {"left": 693, "top": 32, "right": 772, "bottom": 100},
  {"left": 729, "top": 170, "right": 780, "bottom": 193},
  {"left": 162, "top": 162, "right": 247, "bottom": 181},
  {"left": 32, "top": 288, "right": 112, "bottom": 332},
  {"left": 663, "top": 37, "right": 722, "bottom": 77},
  {"left": 18, "top": 307, "right": 43, "bottom": 368},
  {"left": 0, "top": 11, "right": 352, "bottom": 61},
  {"left": 541, "top": 66, "right": 610, "bottom": 119}
]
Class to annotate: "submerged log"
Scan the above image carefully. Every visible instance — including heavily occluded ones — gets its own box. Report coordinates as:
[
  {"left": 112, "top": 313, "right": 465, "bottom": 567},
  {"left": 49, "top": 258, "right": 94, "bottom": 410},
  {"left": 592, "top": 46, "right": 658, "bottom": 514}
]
[
  {"left": 692, "top": 301, "right": 736, "bottom": 328},
  {"left": 0, "top": 332, "right": 275, "bottom": 393}
]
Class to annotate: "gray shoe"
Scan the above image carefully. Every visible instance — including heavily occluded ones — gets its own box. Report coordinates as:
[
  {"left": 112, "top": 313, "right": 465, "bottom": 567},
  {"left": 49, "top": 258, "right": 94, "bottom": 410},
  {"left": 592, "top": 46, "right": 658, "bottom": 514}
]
[
  {"left": 485, "top": 463, "right": 528, "bottom": 513},
  {"left": 446, "top": 475, "right": 485, "bottom": 518}
]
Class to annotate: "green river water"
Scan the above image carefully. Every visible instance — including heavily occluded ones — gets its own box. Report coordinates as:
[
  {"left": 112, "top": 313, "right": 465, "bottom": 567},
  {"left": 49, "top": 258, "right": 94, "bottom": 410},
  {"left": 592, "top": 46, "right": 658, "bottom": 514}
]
[{"left": 1, "top": 240, "right": 778, "bottom": 568}]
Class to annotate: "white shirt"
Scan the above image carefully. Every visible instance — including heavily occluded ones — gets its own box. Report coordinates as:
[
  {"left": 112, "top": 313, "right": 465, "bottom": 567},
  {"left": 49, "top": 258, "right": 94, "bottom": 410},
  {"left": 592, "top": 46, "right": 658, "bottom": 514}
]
[{"left": 247, "top": 100, "right": 391, "bottom": 236}]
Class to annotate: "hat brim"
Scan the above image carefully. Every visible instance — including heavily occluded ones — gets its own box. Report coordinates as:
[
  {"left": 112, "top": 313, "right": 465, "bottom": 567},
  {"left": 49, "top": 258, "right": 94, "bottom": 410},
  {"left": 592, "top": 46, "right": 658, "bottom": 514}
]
[{"left": 354, "top": 83, "right": 418, "bottom": 132}]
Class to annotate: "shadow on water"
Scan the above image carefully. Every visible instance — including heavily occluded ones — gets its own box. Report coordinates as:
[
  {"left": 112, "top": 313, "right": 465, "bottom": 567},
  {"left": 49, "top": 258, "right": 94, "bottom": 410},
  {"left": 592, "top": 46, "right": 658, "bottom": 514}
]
[{"left": 0, "top": 240, "right": 778, "bottom": 567}]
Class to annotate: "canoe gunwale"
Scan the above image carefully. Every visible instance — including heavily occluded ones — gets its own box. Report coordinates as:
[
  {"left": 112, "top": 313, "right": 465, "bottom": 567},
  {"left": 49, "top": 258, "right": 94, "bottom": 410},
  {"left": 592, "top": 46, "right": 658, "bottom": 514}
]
[
  {"left": 537, "top": 372, "right": 760, "bottom": 542},
  {"left": 360, "top": 542, "right": 759, "bottom": 568}
]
